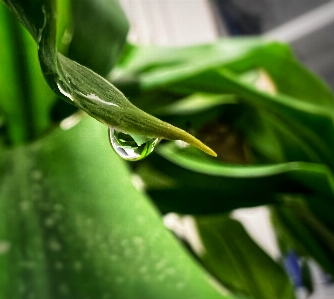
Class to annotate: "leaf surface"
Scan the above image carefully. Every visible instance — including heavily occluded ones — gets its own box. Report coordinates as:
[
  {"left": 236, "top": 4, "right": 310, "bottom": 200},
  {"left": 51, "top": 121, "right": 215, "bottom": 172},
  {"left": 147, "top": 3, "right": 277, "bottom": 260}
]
[{"left": 0, "top": 117, "right": 237, "bottom": 299}]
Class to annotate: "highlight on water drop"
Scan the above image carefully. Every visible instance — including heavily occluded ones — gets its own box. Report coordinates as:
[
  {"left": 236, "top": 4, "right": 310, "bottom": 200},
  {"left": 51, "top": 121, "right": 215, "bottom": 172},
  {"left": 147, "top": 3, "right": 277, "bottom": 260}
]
[{"left": 109, "top": 128, "right": 161, "bottom": 161}]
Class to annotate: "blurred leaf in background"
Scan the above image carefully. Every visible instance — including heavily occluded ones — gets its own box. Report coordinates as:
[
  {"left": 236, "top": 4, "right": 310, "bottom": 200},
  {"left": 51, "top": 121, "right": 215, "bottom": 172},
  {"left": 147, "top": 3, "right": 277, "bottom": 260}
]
[{"left": 115, "top": 34, "right": 334, "bottom": 295}]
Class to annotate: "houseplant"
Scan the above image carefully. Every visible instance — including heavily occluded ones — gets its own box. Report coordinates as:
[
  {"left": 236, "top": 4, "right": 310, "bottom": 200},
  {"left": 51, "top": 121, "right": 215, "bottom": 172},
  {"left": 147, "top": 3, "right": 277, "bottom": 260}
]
[{"left": 1, "top": 0, "right": 333, "bottom": 298}]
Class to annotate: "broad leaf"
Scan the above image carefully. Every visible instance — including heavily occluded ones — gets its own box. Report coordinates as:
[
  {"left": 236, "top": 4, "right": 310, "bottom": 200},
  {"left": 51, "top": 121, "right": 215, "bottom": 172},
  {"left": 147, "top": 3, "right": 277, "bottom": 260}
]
[
  {"left": 2, "top": 0, "right": 215, "bottom": 156},
  {"left": 0, "top": 117, "right": 237, "bottom": 299},
  {"left": 137, "top": 142, "right": 334, "bottom": 216}
]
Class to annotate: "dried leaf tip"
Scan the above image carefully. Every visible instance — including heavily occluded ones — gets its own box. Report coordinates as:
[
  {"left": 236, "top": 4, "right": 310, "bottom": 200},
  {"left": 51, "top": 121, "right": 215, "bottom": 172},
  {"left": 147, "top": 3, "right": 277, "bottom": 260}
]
[
  {"left": 171, "top": 127, "right": 217, "bottom": 157},
  {"left": 184, "top": 133, "right": 217, "bottom": 157}
]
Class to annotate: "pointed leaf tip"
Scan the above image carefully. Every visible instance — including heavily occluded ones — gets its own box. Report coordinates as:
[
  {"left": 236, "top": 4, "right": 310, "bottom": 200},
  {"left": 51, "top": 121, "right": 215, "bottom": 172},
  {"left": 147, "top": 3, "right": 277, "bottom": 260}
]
[{"left": 172, "top": 127, "right": 217, "bottom": 157}]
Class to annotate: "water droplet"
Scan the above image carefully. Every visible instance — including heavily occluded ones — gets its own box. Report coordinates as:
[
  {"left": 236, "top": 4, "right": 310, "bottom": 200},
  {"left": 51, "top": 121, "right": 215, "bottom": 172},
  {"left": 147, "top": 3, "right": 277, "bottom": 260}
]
[{"left": 109, "top": 128, "right": 160, "bottom": 161}]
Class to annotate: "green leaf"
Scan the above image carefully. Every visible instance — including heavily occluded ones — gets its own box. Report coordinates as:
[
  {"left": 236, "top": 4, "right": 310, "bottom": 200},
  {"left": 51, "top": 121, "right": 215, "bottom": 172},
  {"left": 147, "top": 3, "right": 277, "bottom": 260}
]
[
  {"left": 113, "top": 38, "right": 268, "bottom": 77},
  {"left": 0, "top": 117, "right": 238, "bottom": 299},
  {"left": 0, "top": 3, "right": 56, "bottom": 144},
  {"left": 226, "top": 42, "right": 334, "bottom": 106},
  {"left": 136, "top": 142, "right": 334, "bottom": 217},
  {"left": 56, "top": 53, "right": 216, "bottom": 156},
  {"left": 68, "top": 0, "right": 129, "bottom": 76},
  {"left": 2, "top": 0, "right": 216, "bottom": 156},
  {"left": 195, "top": 216, "right": 295, "bottom": 299},
  {"left": 140, "top": 63, "right": 334, "bottom": 164},
  {"left": 116, "top": 40, "right": 334, "bottom": 166}
]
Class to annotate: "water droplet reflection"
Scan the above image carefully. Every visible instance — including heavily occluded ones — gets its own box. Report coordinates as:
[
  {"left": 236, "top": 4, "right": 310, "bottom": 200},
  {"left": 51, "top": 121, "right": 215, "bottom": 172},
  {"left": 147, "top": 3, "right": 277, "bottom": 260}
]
[{"left": 109, "top": 128, "right": 160, "bottom": 161}]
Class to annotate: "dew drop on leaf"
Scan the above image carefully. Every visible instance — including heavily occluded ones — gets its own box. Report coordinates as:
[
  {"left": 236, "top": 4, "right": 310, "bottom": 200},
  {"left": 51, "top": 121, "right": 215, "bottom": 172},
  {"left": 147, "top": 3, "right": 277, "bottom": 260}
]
[{"left": 109, "top": 128, "right": 160, "bottom": 161}]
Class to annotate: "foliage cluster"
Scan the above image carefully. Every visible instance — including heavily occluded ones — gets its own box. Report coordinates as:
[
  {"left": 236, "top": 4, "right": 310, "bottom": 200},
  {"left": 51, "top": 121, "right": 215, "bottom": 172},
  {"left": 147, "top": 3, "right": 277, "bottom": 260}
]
[{"left": 1, "top": 0, "right": 334, "bottom": 299}]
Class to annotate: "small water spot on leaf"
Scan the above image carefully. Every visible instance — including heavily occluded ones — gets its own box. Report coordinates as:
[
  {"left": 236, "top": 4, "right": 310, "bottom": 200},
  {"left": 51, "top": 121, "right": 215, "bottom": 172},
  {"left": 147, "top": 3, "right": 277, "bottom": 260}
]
[
  {"left": 19, "top": 201, "right": 31, "bottom": 212},
  {"left": 132, "top": 236, "right": 144, "bottom": 246},
  {"left": 44, "top": 217, "right": 56, "bottom": 228},
  {"left": 0, "top": 241, "right": 11, "bottom": 255},
  {"left": 31, "top": 170, "right": 43, "bottom": 180},
  {"left": 49, "top": 238, "right": 62, "bottom": 251},
  {"left": 53, "top": 203, "right": 64, "bottom": 211}
]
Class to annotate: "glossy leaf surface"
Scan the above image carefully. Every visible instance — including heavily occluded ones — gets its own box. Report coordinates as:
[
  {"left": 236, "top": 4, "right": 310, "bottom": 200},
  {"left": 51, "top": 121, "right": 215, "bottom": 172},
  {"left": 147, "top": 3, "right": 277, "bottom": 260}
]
[{"left": 0, "top": 117, "right": 235, "bottom": 299}]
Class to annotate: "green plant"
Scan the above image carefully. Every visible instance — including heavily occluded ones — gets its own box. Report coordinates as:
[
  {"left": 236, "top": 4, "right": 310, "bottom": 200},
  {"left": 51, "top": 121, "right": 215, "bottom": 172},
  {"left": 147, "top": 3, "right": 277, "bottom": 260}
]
[{"left": 0, "top": 0, "right": 333, "bottom": 299}]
